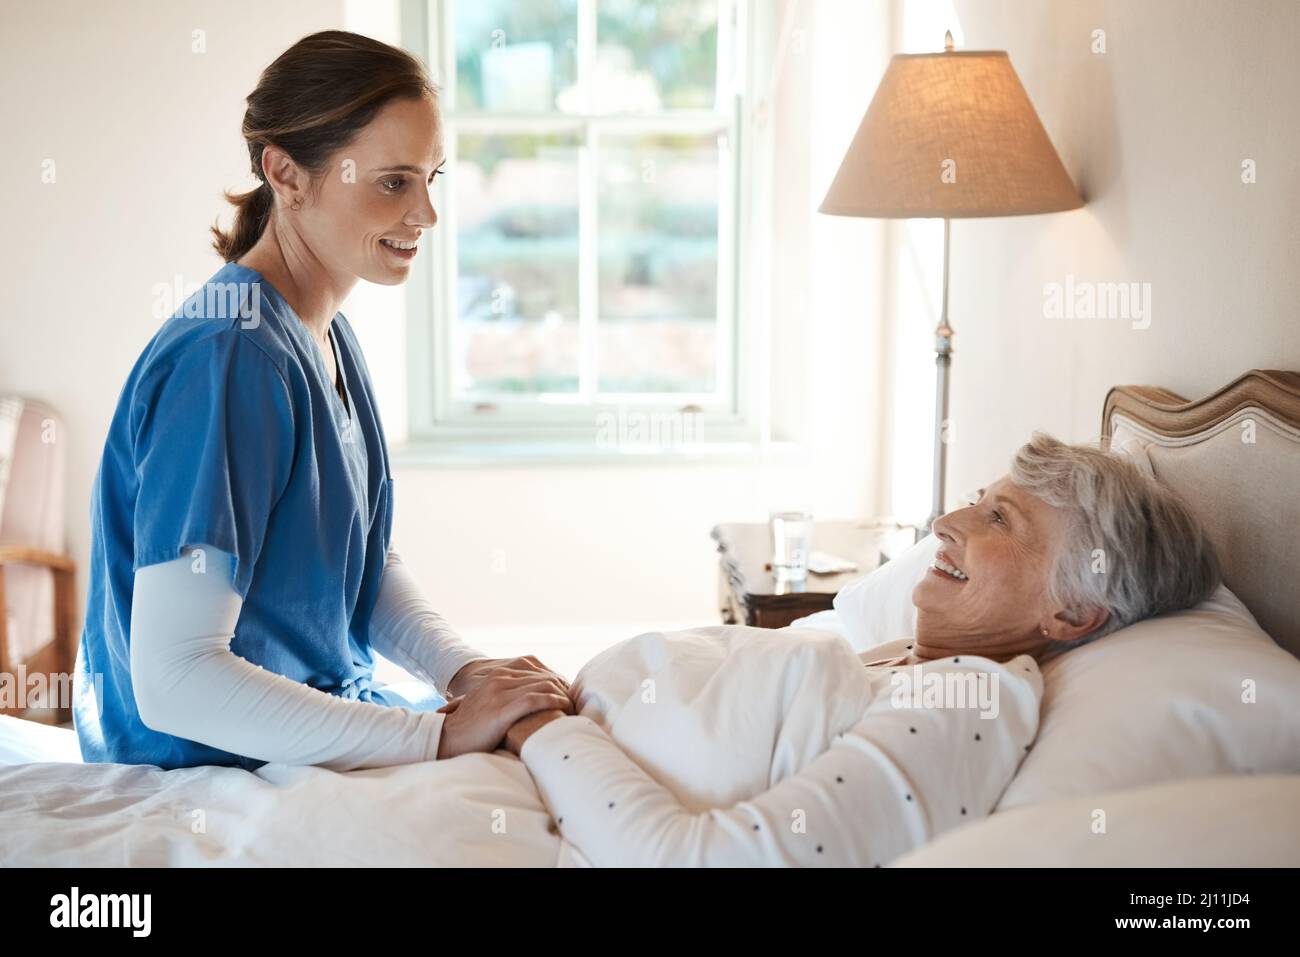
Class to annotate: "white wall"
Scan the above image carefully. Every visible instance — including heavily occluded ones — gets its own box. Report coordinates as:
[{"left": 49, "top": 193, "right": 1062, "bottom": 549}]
[{"left": 886, "top": 0, "right": 1300, "bottom": 513}]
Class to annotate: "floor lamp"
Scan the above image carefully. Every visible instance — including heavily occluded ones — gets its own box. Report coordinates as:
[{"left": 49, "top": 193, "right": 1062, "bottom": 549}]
[{"left": 819, "top": 32, "right": 1084, "bottom": 536}]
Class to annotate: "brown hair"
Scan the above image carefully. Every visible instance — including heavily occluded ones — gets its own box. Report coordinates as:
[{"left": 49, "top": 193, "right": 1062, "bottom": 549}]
[{"left": 211, "top": 30, "right": 438, "bottom": 262}]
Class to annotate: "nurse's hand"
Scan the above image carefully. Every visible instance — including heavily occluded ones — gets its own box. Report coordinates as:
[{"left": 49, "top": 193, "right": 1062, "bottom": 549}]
[
  {"left": 447, "top": 655, "right": 571, "bottom": 699},
  {"left": 433, "top": 671, "right": 574, "bottom": 759}
]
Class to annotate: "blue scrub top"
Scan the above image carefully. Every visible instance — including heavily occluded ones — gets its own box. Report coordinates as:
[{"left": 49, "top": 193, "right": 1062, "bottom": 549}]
[{"left": 74, "top": 261, "right": 396, "bottom": 770}]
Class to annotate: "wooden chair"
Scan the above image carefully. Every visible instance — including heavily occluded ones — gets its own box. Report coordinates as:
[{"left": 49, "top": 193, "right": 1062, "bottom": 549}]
[{"left": 0, "top": 398, "right": 77, "bottom": 725}]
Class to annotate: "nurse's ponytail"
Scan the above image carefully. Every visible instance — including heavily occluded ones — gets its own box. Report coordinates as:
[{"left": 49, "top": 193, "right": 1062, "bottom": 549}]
[
  {"left": 212, "top": 181, "right": 274, "bottom": 263},
  {"left": 211, "top": 30, "right": 438, "bottom": 263}
]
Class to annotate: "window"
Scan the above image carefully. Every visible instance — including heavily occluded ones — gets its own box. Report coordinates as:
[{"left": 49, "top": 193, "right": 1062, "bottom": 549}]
[{"left": 404, "top": 0, "right": 759, "bottom": 454}]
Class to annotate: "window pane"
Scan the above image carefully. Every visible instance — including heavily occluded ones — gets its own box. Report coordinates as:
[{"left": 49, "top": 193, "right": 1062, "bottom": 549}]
[
  {"left": 454, "top": 0, "right": 578, "bottom": 112},
  {"left": 597, "top": 133, "right": 720, "bottom": 393},
  {"left": 454, "top": 133, "right": 581, "bottom": 394},
  {"left": 593, "top": 0, "right": 719, "bottom": 113}
]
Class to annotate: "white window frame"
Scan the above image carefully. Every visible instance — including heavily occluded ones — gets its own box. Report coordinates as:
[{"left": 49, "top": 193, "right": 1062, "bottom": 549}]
[{"left": 399, "top": 0, "right": 771, "bottom": 458}]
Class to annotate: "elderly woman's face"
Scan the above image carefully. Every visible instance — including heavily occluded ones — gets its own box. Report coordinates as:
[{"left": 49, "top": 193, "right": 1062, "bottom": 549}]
[{"left": 911, "top": 475, "right": 1071, "bottom": 659}]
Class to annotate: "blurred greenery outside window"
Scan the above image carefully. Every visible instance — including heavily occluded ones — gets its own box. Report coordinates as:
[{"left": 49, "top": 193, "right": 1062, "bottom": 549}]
[{"left": 408, "top": 0, "right": 749, "bottom": 446}]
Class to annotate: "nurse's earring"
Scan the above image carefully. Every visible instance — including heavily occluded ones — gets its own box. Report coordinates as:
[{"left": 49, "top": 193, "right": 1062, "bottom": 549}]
[{"left": 290, "top": 196, "right": 302, "bottom": 211}]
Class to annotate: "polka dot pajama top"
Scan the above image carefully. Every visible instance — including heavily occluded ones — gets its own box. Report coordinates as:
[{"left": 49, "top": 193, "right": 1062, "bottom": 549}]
[{"left": 519, "top": 638, "right": 1044, "bottom": 866}]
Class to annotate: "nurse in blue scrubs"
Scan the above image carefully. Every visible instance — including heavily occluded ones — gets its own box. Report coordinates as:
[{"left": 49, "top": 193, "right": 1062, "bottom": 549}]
[{"left": 73, "top": 31, "right": 573, "bottom": 771}]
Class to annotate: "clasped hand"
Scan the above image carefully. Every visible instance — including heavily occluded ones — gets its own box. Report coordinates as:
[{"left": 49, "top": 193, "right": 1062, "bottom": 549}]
[{"left": 434, "top": 656, "right": 574, "bottom": 759}]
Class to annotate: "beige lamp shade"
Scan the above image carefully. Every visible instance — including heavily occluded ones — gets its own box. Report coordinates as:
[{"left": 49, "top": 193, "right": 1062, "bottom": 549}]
[{"left": 819, "top": 49, "right": 1083, "bottom": 218}]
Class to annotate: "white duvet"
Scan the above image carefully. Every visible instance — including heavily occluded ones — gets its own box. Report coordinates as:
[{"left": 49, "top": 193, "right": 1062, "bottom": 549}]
[
  {"left": 0, "top": 624, "right": 954, "bottom": 866},
  {"left": 0, "top": 751, "right": 561, "bottom": 866}
]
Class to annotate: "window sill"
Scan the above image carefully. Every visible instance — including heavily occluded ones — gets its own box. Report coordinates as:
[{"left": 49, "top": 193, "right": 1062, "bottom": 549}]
[{"left": 389, "top": 438, "right": 811, "bottom": 469}]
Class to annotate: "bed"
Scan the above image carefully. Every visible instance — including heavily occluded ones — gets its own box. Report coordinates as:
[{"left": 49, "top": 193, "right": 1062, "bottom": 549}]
[{"left": 2, "top": 368, "right": 1298, "bottom": 867}]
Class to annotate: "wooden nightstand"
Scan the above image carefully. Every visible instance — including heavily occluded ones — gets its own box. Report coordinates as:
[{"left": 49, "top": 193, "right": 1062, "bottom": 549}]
[{"left": 711, "top": 520, "right": 916, "bottom": 629}]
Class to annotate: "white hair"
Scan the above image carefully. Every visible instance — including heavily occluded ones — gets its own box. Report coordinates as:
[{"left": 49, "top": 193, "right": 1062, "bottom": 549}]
[{"left": 1008, "top": 431, "right": 1221, "bottom": 660}]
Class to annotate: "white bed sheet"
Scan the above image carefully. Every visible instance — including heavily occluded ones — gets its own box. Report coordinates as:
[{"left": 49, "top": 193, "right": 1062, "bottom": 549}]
[
  {"left": 0, "top": 715, "right": 84, "bottom": 765},
  {"left": 784, "top": 608, "right": 852, "bottom": 641},
  {"left": 0, "top": 716, "right": 562, "bottom": 866}
]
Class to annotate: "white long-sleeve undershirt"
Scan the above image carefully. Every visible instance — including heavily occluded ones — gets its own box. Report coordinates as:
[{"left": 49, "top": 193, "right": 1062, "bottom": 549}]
[
  {"left": 366, "top": 547, "right": 490, "bottom": 695},
  {"left": 129, "top": 544, "right": 490, "bottom": 771}
]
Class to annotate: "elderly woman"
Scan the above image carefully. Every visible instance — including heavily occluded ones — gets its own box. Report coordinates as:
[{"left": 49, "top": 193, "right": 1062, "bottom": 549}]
[{"left": 466, "top": 432, "right": 1220, "bottom": 866}]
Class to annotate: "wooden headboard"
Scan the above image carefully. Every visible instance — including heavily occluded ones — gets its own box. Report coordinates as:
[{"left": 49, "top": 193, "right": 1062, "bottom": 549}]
[{"left": 1101, "top": 369, "right": 1300, "bottom": 659}]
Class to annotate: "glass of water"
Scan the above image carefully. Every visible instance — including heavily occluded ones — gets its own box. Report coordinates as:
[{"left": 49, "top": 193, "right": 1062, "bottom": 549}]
[{"left": 770, "top": 510, "right": 813, "bottom": 580}]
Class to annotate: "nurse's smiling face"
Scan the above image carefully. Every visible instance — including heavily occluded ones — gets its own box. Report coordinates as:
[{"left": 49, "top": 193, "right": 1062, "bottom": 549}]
[{"left": 297, "top": 93, "right": 445, "bottom": 285}]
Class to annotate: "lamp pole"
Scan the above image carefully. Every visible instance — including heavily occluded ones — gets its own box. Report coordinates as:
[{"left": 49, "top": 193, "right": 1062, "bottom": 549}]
[{"left": 922, "top": 216, "right": 953, "bottom": 538}]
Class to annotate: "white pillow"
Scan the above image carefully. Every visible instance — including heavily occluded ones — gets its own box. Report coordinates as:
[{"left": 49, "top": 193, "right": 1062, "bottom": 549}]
[
  {"left": 895, "top": 774, "right": 1300, "bottom": 867},
  {"left": 998, "top": 583, "right": 1300, "bottom": 809},
  {"left": 830, "top": 532, "right": 939, "bottom": 652}
]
